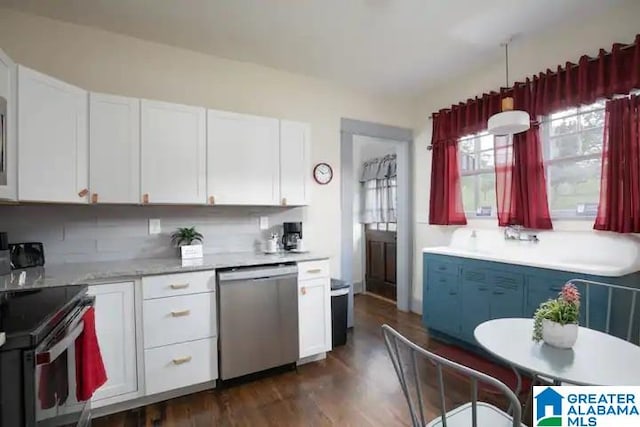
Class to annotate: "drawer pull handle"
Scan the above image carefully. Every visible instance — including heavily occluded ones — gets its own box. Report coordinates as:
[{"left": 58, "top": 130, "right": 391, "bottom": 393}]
[
  {"left": 170, "top": 283, "right": 189, "bottom": 290},
  {"left": 307, "top": 268, "right": 322, "bottom": 274},
  {"left": 301, "top": 286, "right": 307, "bottom": 295},
  {"left": 478, "top": 286, "right": 489, "bottom": 291},
  {"left": 78, "top": 188, "right": 89, "bottom": 197},
  {"left": 171, "top": 309, "right": 191, "bottom": 317},
  {"left": 172, "top": 356, "right": 192, "bottom": 365},
  {"left": 549, "top": 287, "right": 563, "bottom": 292},
  {"left": 493, "top": 290, "right": 505, "bottom": 295}
]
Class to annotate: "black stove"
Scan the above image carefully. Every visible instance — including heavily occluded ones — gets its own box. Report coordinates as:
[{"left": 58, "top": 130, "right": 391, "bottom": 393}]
[
  {"left": 0, "top": 284, "right": 93, "bottom": 427},
  {"left": 0, "top": 285, "right": 88, "bottom": 351}
]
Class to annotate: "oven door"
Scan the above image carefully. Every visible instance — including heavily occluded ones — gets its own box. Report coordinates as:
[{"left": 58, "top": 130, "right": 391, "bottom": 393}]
[{"left": 27, "top": 301, "right": 93, "bottom": 427}]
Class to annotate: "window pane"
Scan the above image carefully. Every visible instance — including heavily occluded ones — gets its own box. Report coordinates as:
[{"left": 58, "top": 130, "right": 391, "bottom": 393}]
[
  {"left": 477, "top": 173, "right": 496, "bottom": 216},
  {"left": 547, "top": 159, "right": 601, "bottom": 215},
  {"left": 478, "top": 149, "right": 495, "bottom": 169},
  {"left": 461, "top": 175, "right": 475, "bottom": 213},
  {"left": 580, "top": 128, "right": 604, "bottom": 155},
  {"left": 459, "top": 139, "right": 474, "bottom": 154},
  {"left": 460, "top": 152, "right": 476, "bottom": 172},
  {"left": 579, "top": 109, "right": 605, "bottom": 130},
  {"left": 479, "top": 133, "right": 493, "bottom": 151},
  {"left": 550, "top": 115, "right": 578, "bottom": 136},
  {"left": 549, "top": 134, "right": 581, "bottom": 159}
]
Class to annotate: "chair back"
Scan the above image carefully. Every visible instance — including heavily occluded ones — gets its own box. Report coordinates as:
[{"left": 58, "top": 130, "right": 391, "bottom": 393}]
[
  {"left": 566, "top": 278, "right": 640, "bottom": 345},
  {"left": 382, "top": 324, "right": 521, "bottom": 427}
]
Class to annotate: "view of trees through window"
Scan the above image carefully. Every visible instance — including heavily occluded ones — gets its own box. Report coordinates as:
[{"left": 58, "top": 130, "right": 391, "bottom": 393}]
[{"left": 457, "top": 100, "right": 605, "bottom": 218}]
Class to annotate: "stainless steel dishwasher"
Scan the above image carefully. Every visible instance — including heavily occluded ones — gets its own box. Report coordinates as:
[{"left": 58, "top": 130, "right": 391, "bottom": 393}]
[{"left": 217, "top": 264, "right": 298, "bottom": 380}]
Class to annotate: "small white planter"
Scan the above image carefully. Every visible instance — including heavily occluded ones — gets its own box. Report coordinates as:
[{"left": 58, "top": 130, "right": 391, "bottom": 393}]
[
  {"left": 542, "top": 319, "right": 578, "bottom": 349},
  {"left": 180, "top": 244, "right": 203, "bottom": 260}
]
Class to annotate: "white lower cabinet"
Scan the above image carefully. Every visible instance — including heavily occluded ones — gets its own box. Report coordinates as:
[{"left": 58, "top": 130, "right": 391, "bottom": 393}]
[
  {"left": 144, "top": 337, "right": 218, "bottom": 395},
  {"left": 298, "top": 261, "right": 332, "bottom": 358},
  {"left": 88, "top": 282, "right": 139, "bottom": 407}
]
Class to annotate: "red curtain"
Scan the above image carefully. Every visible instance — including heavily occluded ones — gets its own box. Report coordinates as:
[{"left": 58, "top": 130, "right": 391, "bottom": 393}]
[
  {"left": 494, "top": 80, "right": 553, "bottom": 229},
  {"left": 428, "top": 111, "right": 467, "bottom": 225},
  {"left": 594, "top": 94, "right": 640, "bottom": 233},
  {"left": 429, "top": 34, "right": 640, "bottom": 227}
]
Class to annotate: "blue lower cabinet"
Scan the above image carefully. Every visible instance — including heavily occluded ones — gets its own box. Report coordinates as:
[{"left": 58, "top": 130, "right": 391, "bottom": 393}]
[{"left": 423, "top": 253, "right": 640, "bottom": 347}]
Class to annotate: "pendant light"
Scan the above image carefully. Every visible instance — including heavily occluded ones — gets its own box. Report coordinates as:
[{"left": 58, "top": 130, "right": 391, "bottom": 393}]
[{"left": 488, "top": 42, "right": 530, "bottom": 136}]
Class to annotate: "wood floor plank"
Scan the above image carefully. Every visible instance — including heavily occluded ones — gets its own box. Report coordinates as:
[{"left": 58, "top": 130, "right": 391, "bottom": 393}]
[{"left": 94, "top": 295, "right": 495, "bottom": 427}]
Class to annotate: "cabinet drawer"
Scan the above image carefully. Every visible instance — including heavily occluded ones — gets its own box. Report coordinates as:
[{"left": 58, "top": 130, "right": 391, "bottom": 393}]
[
  {"left": 143, "top": 293, "right": 217, "bottom": 348},
  {"left": 144, "top": 337, "right": 218, "bottom": 396},
  {"left": 426, "top": 271, "right": 458, "bottom": 292},
  {"left": 142, "top": 271, "right": 215, "bottom": 300},
  {"left": 298, "top": 259, "right": 330, "bottom": 281},
  {"left": 427, "top": 259, "right": 459, "bottom": 276},
  {"left": 461, "top": 267, "right": 488, "bottom": 284}
]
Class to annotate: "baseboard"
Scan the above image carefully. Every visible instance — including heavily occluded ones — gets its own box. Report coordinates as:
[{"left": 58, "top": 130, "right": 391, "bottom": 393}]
[{"left": 411, "top": 297, "right": 423, "bottom": 315}]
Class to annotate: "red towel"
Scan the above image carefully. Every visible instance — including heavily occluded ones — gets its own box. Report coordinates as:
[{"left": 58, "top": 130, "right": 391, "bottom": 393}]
[{"left": 75, "top": 307, "right": 107, "bottom": 401}]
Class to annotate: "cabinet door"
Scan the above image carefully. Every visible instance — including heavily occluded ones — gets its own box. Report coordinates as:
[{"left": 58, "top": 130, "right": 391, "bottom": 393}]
[
  {"left": 298, "top": 277, "right": 331, "bottom": 358},
  {"left": 424, "top": 270, "right": 460, "bottom": 336},
  {"left": 460, "top": 266, "right": 491, "bottom": 342},
  {"left": 89, "top": 93, "right": 140, "bottom": 204},
  {"left": 0, "top": 49, "right": 16, "bottom": 200},
  {"left": 141, "top": 100, "right": 206, "bottom": 204},
  {"left": 489, "top": 271, "right": 524, "bottom": 319},
  {"left": 280, "top": 120, "right": 310, "bottom": 206},
  {"left": 207, "top": 110, "right": 279, "bottom": 205},
  {"left": 88, "top": 282, "right": 138, "bottom": 404},
  {"left": 18, "top": 66, "right": 88, "bottom": 203}
]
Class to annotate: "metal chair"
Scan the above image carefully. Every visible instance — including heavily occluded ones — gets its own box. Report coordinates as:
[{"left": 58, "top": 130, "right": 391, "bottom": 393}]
[{"left": 382, "top": 324, "right": 524, "bottom": 427}]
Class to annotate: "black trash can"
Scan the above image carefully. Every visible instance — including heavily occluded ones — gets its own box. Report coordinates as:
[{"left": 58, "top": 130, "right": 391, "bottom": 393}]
[{"left": 330, "top": 279, "right": 350, "bottom": 348}]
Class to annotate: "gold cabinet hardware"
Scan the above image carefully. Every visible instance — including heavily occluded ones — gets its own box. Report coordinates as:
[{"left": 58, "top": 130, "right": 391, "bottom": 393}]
[
  {"left": 142, "top": 193, "right": 149, "bottom": 204},
  {"left": 170, "top": 283, "right": 189, "bottom": 289},
  {"left": 307, "top": 268, "right": 322, "bottom": 274},
  {"left": 170, "top": 309, "right": 191, "bottom": 317},
  {"left": 301, "top": 286, "right": 307, "bottom": 295},
  {"left": 91, "top": 193, "right": 98, "bottom": 204},
  {"left": 78, "top": 188, "right": 89, "bottom": 197},
  {"left": 281, "top": 197, "right": 287, "bottom": 206},
  {"left": 209, "top": 195, "right": 215, "bottom": 205},
  {"left": 172, "top": 356, "right": 192, "bottom": 365}
]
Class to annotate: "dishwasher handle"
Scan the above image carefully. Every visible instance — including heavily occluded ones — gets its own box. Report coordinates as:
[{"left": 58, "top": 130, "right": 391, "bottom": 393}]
[{"left": 218, "top": 265, "right": 298, "bottom": 282}]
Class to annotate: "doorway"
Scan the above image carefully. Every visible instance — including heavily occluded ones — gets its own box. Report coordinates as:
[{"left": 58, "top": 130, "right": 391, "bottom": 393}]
[
  {"left": 353, "top": 135, "right": 398, "bottom": 301},
  {"left": 340, "top": 119, "right": 412, "bottom": 312}
]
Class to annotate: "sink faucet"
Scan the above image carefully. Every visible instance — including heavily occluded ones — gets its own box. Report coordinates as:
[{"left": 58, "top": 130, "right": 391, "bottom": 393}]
[{"left": 504, "top": 225, "right": 539, "bottom": 243}]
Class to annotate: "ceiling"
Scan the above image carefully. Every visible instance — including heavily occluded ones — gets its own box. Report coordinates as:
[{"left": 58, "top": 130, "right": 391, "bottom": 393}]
[{"left": 0, "top": 0, "right": 621, "bottom": 97}]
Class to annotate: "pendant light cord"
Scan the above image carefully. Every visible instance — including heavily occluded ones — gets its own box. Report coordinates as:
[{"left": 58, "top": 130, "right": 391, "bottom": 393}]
[{"left": 504, "top": 42, "right": 509, "bottom": 87}]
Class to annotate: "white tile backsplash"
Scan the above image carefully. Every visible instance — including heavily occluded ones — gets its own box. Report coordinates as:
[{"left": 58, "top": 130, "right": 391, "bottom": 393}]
[{"left": 0, "top": 204, "right": 305, "bottom": 264}]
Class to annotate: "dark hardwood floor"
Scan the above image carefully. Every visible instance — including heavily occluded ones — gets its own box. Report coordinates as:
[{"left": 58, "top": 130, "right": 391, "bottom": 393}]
[{"left": 93, "top": 295, "right": 485, "bottom": 427}]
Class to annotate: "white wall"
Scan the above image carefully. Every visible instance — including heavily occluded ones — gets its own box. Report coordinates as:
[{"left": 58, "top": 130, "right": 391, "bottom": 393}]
[
  {"left": 0, "top": 8, "right": 415, "bottom": 276},
  {"left": 410, "top": 0, "right": 640, "bottom": 310},
  {"left": 352, "top": 135, "right": 397, "bottom": 288}
]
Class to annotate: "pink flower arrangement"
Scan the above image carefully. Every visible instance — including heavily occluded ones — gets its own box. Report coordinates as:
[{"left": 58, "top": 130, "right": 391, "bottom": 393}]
[{"left": 561, "top": 283, "right": 581, "bottom": 306}]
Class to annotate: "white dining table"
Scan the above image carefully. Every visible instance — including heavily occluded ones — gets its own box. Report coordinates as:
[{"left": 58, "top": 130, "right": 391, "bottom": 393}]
[{"left": 474, "top": 318, "right": 640, "bottom": 389}]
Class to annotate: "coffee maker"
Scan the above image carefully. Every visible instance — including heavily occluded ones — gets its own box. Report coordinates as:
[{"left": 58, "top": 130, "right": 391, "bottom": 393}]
[{"left": 282, "top": 222, "right": 302, "bottom": 251}]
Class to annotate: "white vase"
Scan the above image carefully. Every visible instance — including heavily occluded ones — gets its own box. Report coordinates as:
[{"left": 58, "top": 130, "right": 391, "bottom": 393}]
[{"left": 542, "top": 319, "right": 578, "bottom": 349}]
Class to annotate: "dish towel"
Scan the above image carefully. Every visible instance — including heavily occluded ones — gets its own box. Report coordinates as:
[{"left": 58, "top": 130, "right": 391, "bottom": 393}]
[{"left": 75, "top": 306, "right": 107, "bottom": 401}]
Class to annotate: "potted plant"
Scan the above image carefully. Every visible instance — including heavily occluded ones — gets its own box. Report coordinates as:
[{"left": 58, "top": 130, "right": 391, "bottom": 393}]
[
  {"left": 171, "top": 227, "right": 204, "bottom": 259},
  {"left": 532, "top": 283, "right": 581, "bottom": 349}
]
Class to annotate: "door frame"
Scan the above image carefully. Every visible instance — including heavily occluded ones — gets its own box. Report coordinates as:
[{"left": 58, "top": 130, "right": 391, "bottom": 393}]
[{"left": 340, "top": 118, "right": 413, "bottom": 312}]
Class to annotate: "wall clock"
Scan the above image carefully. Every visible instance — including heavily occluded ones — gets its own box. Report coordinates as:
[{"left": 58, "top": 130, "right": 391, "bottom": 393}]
[{"left": 313, "top": 162, "right": 333, "bottom": 185}]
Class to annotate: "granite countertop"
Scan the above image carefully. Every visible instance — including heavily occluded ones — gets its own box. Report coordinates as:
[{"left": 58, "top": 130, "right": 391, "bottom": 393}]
[{"left": 0, "top": 251, "right": 329, "bottom": 291}]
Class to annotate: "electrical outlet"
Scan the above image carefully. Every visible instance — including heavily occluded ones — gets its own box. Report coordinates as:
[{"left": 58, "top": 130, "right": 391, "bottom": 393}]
[
  {"left": 259, "top": 216, "right": 269, "bottom": 230},
  {"left": 149, "top": 218, "right": 161, "bottom": 235}
]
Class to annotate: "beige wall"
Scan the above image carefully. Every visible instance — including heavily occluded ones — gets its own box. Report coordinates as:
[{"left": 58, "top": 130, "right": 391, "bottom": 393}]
[
  {"left": 0, "top": 8, "right": 415, "bottom": 277},
  {"left": 411, "top": 0, "right": 640, "bottom": 310}
]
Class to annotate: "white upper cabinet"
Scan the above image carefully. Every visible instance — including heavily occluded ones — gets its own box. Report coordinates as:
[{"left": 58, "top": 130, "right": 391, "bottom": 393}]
[
  {"left": 18, "top": 66, "right": 88, "bottom": 203},
  {"left": 89, "top": 93, "right": 140, "bottom": 204},
  {"left": 0, "top": 49, "right": 16, "bottom": 201},
  {"left": 207, "top": 110, "right": 279, "bottom": 205},
  {"left": 141, "top": 100, "right": 206, "bottom": 204},
  {"left": 280, "top": 120, "right": 311, "bottom": 206}
]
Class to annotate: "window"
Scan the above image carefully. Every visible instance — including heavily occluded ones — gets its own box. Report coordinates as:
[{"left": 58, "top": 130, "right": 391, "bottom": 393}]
[
  {"left": 459, "top": 132, "right": 496, "bottom": 217},
  {"left": 541, "top": 101, "right": 605, "bottom": 217}
]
